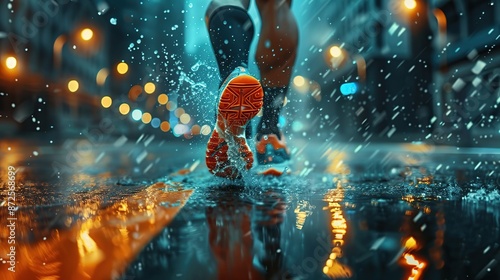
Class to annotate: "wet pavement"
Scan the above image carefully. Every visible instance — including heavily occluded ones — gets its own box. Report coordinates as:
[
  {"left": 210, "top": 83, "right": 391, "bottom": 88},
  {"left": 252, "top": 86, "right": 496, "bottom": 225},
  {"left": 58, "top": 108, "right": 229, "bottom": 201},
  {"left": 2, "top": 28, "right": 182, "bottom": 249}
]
[{"left": 1, "top": 138, "right": 500, "bottom": 280}]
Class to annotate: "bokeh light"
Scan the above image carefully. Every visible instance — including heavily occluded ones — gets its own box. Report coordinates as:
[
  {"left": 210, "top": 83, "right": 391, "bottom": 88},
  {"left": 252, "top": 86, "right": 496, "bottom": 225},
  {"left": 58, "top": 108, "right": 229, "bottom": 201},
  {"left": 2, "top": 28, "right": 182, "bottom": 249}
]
[
  {"left": 119, "top": 103, "right": 130, "bottom": 115},
  {"left": 166, "top": 101, "right": 177, "bottom": 111},
  {"left": 144, "top": 82, "right": 156, "bottom": 94},
  {"left": 173, "top": 124, "right": 189, "bottom": 135},
  {"left": 96, "top": 68, "right": 109, "bottom": 85},
  {"left": 5, "top": 56, "right": 17, "bottom": 69},
  {"left": 117, "top": 62, "right": 128, "bottom": 74},
  {"left": 128, "top": 85, "right": 142, "bottom": 101},
  {"left": 151, "top": 118, "right": 161, "bottom": 128},
  {"left": 100, "top": 96, "right": 112, "bottom": 108},
  {"left": 131, "top": 109, "right": 142, "bottom": 121},
  {"left": 160, "top": 121, "right": 171, "bottom": 132},
  {"left": 141, "top": 112, "right": 152, "bottom": 124},
  {"left": 329, "top": 46, "right": 342, "bottom": 58},
  {"left": 404, "top": 0, "right": 417, "bottom": 9},
  {"left": 81, "top": 28, "right": 93, "bottom": 41},
  {"left": 157, "top": 94, "right": 168, "bottom": 105},
  {"left": 180, "top": 113, "right": 191, "bottom": 124},
  {"left": 200, "top": 125, "right": 212, "bottom": 136},
  {"left": 174, "top": 108, "right": 185, "bottom": 118},
  {"left": 293, "top": 76, "right": 305, "bottom": 87},
  {"left": 340, "top": 82, "right": 358, "bottom": 95},
  {"left": 292, "top": 121, "right": 304, "bottom": 132},
  {"left": 191, "top": 124, "right": 201, "bottom": 135},
  {"left": 68, "top": 80, "right": 79, "bottom": 92}
]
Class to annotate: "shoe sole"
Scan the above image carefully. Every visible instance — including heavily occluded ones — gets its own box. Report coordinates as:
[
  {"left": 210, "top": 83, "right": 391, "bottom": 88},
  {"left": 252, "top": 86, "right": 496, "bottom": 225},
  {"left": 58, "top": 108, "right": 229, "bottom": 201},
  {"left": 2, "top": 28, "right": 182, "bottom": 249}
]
[
  {"left": 256, "top": 145, "right": 290, "bottom": 165},
  {"left": 206, "top": 74, "right": 264, "bottom": 178},
  {"left": 256, "top": 134, "right": 291, "bottom": 165}
]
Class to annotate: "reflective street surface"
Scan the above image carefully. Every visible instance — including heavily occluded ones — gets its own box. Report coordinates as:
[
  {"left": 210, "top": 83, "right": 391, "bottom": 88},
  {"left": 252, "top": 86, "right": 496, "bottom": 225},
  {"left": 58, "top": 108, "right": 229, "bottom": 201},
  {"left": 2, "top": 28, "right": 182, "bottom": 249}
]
[{"left": 1, "top": 139, "right": 499, "bottom": 280}]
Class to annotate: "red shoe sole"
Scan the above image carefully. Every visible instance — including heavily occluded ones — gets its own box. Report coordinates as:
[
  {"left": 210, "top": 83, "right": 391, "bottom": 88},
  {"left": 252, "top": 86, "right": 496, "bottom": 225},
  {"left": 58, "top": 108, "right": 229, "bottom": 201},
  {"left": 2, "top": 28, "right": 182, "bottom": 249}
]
[{"left": 206, "top": 75, "right": 264, "bottom": 178}]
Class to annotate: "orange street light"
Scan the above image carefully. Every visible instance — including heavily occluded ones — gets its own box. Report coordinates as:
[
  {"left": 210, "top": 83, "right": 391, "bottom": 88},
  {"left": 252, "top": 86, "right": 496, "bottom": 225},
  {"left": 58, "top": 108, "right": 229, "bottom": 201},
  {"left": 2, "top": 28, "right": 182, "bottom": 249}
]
[
  {"left": 329, "top": 46, "right": 343, "bottom": 58},
  {"left": 80, "top": 28, "right": 94, "bottom": 41},
  {"left": 404, "top": 0, "right": 417, "bottom": 10},
  {"left": 68, "top": 80, "right": 79, "bottom": 92},
  {"left": 101, "top": 96, "right": 112, "bottom": 108},
  {"left": 141, "top": 112, "right": 152, "bottom": 124},
  {"left": 54, "top": 28, "right": 97, "bottom": 69},
  {"left": 119, "top": 103, "right": 130, "bottom": 115},
  {"left": 5, "top": 56, "right": 17, "bottom": 69},
  {"left": 117, "top": 62, "right": 129, "bottom": 75},
  {"left": 144, "top": 82, "right": 156, "bottom": 94},
  {"left": 327, "top": 45, "right": 348, "bottom": 69}
]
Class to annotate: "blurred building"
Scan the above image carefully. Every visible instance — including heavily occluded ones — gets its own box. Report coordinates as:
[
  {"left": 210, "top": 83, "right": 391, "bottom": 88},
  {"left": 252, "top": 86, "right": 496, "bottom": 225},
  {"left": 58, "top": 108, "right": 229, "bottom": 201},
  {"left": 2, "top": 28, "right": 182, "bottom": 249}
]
[
  {"left": 429, "top": 0, "right": 500, "bottom": 146},
  {"left": 103, "top": 0, "right": 187, "bottom": 138},
  {"left": 0, "top": 0, "right": 109, "bottom": 137},
  {"left": 0, "top": 0, "right": 192, "bottom": 140},
  {"left": 293, "top": 0, "right": 433, "bottom": 142}
]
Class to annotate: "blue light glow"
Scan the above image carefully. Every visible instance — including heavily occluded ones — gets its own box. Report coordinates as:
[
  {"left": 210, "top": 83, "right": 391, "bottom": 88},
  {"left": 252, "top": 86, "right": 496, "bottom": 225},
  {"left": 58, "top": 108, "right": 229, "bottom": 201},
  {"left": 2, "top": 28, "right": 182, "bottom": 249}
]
[
  {"left": 131, "top": 109, "right": 142, "bottom": 121},
  {"left": 340, "top": 82, "right": 358, "bottom": 95},
  {"left": 151, "top": 118, "right": 161, "bottom": 128},
  {"left": 279, "top": 115, "right": 286, "bottom": 128}
]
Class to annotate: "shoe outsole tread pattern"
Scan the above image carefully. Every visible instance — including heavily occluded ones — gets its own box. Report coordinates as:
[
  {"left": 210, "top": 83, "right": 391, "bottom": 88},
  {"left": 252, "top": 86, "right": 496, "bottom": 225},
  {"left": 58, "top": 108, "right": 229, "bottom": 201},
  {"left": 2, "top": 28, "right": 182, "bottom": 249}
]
[{"left": 206, "top": 74, "right": 264, "bottom": 179}]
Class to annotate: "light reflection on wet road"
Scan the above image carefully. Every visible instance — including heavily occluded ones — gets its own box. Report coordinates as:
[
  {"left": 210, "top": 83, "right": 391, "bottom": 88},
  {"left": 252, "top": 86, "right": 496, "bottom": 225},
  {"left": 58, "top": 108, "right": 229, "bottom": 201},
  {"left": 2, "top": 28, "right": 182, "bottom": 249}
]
[{"left": 1, "top": 139, "right": 500, "bottom": 280}]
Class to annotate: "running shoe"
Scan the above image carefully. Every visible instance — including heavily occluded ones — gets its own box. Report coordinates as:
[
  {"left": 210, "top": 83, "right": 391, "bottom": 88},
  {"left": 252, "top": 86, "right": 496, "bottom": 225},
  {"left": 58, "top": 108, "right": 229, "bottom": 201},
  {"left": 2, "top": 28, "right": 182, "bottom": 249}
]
[
  {"left": 255, "top": 133, "right": 291, "bottom": 165},
  {"left": 205, "top": 67, "right": 264, "bottom": 178}
]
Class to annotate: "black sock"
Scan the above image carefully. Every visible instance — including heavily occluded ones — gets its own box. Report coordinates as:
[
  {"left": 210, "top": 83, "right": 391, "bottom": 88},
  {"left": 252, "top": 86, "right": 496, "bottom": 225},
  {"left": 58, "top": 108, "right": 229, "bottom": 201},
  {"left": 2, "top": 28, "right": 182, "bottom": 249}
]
[
  {"left": 257, "top": 86, "right": 288, "bottom": 140},
  {"left": 207, "top": 6, "right": 254, "bottom": 82}
]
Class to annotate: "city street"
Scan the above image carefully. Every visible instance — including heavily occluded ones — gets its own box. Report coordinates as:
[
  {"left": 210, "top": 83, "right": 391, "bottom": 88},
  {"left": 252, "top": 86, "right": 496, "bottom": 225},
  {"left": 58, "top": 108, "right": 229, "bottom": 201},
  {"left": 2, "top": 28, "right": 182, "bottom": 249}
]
[{"left": 1, "top": 137, "right": 499, "bottom": 280}]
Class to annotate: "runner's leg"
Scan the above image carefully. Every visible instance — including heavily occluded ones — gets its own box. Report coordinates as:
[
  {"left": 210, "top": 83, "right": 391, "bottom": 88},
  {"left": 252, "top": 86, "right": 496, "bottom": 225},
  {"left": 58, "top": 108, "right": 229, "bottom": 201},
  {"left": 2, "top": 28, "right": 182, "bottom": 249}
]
[{"left": 255, "top": 0, "right": 298, "bottom": 137}]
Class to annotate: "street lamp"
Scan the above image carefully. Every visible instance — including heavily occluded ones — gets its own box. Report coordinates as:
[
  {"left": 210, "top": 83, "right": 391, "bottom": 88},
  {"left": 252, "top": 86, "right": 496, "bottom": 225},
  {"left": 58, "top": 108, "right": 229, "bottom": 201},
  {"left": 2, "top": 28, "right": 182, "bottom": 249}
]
[
  {"left": 119, "top": 103, "right": 130, "bottom": 115},
  {"left": 68, "top": 79, "right": 79, "bottom": 92},
  {"left": 404, "top": 0, "right": 417, "bottom": 10},
  {"left": 327, "top": 45, "right": 348, "bottom": 69},
  {"left": 157, "top": 93, "right": 168, "bottom": 105},
  {"left": 329, "top": 46, "right": 343, "bottom": 58},
  {"left": 5, "top": 56, "right": 17, "bottom": 70},
  {"left": 144, "top": 82, "right": 156, "bottom": 94},
  {"left": 80, "top": 28, "right": 94, "bottom": 41},
  {"left": 54, "top": 28, "right": 96, "bottom": 69},
  {"left": 101, "top": 96, "right": 112, "bottom": 108},
  {"left": 141, "top": 112, "right": 152, "bottom": 124},
  {"left": 117, "top": 62, "right": 129, "bottom": 75},
  {"left": 293, "top": 75, "right": 306, "bottom": 87},
  {"left": 326, "top": 44, "right": 366, "bottom": 82}
]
